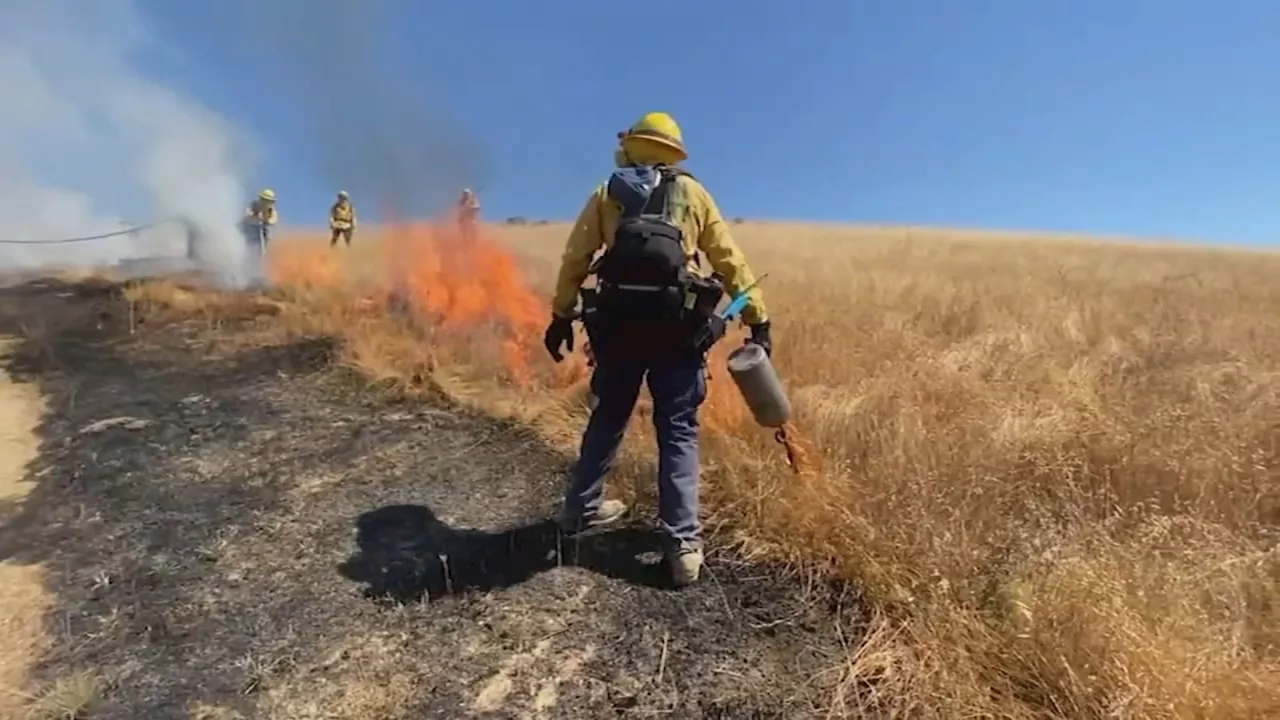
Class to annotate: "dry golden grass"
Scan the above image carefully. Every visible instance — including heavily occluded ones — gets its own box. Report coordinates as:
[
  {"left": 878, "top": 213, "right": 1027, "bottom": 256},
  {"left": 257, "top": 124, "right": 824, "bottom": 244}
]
[
  {"left": 126, "top": 220, "right": 1280, "bottom": 718},
  {"left": 0, "top": 337, "right": 71, "bottom": 720},
  {"left": 22, "top": 671, "right": 102, "bottom": 720}
]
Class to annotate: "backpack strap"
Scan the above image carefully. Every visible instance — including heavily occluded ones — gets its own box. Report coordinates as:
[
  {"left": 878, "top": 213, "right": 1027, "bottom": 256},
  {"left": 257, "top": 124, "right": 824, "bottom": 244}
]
[
  {"left": 639, "top": 166, "right": 695, "bottom": 223},
  {"left": 607, "top": 166, "right": 658, "bottom": 218},
  {"left": 607, "top": 164, "right": 691, "bottom": 221},
  {"left": 660, "top": 165, "right": 693, "bottom": 181},
  {"left": 591, "top": 165, "right": 694, "bottom": 279},
  {"left": 639, "top": 176, "right": 673, "bottom": 218}
]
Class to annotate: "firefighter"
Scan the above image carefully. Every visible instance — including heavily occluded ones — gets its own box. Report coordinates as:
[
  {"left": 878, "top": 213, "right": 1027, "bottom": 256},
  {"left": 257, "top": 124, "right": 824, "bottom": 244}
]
[
  {"left": 329, "top": 190, "right": 357, "bottom": 248},
  {"left": 242, "top": 189, "right": 278, "bottom": 255},
  {"left": 542, "top": 111, "right": 773, "bottom": 587},
  {"left": 181, "top": 217, "right": 200, "bottom": 262},
  {"left": 457, "top": 188, "right": 480, "bottom": 240}
]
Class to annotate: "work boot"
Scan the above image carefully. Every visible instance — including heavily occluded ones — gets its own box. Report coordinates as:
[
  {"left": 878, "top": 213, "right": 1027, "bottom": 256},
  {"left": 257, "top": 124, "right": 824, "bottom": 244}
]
[
  {"left": 557, "top": 499, "right": 627, "bottom": 536},
  {"left": 670, "top": 547, "right": 704, "bottom": 587}
]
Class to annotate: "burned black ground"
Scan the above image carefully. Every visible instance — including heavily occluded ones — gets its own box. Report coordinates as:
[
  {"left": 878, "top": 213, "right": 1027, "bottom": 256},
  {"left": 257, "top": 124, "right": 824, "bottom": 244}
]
[{"left": 0, "top": 277, "right": 850, "bottom": 719}]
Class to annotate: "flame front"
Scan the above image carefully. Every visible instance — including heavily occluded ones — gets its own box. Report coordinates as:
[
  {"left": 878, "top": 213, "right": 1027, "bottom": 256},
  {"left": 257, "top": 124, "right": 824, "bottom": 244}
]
[
  {"left": 382, "top": 213, "right": 547, "bottom": 386},
  {"left": 264, "top": 216, "right": 745, "bottom": 428}
]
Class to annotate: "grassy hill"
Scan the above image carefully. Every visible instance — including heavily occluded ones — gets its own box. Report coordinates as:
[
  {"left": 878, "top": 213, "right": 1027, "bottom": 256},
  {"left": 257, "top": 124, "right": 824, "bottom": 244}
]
[{"left": 3, "top": 220, "right": 1278, "bottom": 718}]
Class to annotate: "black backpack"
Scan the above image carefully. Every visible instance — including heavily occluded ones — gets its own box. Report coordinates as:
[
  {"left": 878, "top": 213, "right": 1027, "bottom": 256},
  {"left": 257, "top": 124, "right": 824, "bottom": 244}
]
[{"left": 593, "top": 165, "right": 693, "bottom": 323}]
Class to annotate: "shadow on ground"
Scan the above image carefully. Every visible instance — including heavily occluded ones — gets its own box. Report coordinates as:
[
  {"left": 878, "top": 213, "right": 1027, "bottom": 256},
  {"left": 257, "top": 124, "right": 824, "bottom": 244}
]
[
  {"left": 340, "top": 505, "right": 675, "bottom": 602},
  {"left": 0, "top": 276, "right": 848, "bottom": 719}
]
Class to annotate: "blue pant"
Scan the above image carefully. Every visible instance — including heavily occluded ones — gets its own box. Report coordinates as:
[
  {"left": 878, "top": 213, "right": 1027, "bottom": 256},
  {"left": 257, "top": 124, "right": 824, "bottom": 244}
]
[
  {"left": 563, "top": 352, "right": 707, "bottom": 550},
  {"left": 241, "top": 222, "right": 268, "bottom": 256}
]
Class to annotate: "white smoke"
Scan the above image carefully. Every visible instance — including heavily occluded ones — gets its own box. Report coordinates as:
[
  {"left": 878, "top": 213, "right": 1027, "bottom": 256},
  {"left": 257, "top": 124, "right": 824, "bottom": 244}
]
[{"left": 0, "top": 0, "right": 254, "bottom": 285}]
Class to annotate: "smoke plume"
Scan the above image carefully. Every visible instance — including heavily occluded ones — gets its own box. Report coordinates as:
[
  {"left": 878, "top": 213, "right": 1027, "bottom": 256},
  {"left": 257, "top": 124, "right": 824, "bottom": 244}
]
[
  {"left": 230, "top": 0, "right": 490, "bottom": 220},
  {"left": 0, "top": 0, "right": 254, "bottom": 283}
]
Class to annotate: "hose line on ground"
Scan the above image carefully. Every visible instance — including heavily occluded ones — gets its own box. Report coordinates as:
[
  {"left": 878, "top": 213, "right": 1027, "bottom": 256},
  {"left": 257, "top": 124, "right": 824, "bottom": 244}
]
[{"left": 0, "top": 220, "right": 175, "bottom": 245}]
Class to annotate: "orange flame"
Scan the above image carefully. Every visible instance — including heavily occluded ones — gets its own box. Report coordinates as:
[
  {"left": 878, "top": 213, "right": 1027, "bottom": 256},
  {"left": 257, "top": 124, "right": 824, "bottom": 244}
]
[
  {"left": 382, "top": 212, "right": 547, "bottom": 386},
  {"left": 266, "top": 242, "right": 343, "bottom": 289},
  {"left": 261, "top": 214, "right": 790, "bottom": 457}
]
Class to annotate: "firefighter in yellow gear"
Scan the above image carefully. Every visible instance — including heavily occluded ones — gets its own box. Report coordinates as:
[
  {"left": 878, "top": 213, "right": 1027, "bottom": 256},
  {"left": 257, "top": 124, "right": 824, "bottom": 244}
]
[
  {"left": 543, "top": 111, "right": 772, "bottom": 588},
  {"left": 242, "top": 189, "right": 278, "bottom": 255},
  {"left": 457, "top": 188, "right": 480, "bottom": 241},
  {"left": 329, "top": 190, "right": 357, "bottom": 247}
]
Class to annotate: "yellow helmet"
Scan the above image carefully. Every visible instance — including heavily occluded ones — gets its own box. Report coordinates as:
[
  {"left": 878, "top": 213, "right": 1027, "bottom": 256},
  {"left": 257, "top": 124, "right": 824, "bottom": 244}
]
[
  {"left": 618, "top": 112, "right": 687, "bottom": 162},
  {"left": 258, "top": 188, "right": 275, "bottom": 201}
]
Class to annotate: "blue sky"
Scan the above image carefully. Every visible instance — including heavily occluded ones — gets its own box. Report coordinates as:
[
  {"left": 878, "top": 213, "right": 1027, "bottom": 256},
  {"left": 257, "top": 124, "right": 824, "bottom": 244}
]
[{"left": 138, "top": 0, "right": 1279, "bottom": 244}]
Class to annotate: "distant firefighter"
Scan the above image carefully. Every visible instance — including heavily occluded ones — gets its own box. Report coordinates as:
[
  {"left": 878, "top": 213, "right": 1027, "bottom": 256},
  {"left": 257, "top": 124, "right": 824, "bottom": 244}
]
[
  {"left": 242, "top": 188, "right": 278, "bottom": 256},
  {"left": 457, "top": 188, "right": 480, "bottom": 240},
  {"left": 181, "top": 217, "right": 200, "bottom": 261},
  {"left": 329, "top": 190, "right": 357, "bottom": 248}
]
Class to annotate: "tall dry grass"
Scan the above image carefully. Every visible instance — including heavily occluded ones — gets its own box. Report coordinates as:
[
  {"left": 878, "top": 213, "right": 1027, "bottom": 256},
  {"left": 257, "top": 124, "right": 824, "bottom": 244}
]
[{"left": 127, "top": 221, "right": 1280, "bottom": 718}]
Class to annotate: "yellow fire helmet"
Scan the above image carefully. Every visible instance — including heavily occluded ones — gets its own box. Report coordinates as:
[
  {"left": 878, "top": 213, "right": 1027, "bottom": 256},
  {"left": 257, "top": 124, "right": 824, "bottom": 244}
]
[
  {"left": 618, "top": 112, "right": 687, "bottom": 162},
  {"left": 258, "top": 188, "right": 276, "bottom": 201}
]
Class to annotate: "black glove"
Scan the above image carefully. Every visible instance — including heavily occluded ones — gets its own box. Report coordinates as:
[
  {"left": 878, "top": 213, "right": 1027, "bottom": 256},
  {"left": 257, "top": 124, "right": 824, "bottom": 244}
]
[
  {"left": 543, "top": 315, "right": 575, "bottom": 362},
  {"left": 746, "top": 321, "right": 772, "bottom": 356}
]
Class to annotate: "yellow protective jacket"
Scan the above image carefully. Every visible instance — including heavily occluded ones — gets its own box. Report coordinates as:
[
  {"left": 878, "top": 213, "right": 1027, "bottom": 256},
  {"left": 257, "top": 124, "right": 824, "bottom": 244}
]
[
  {"left": 245, "top": 200, "right": 277, "bottom": 225},
  {"left": 551, "top": 170, "right": 768, "bottom": 326},
  {"left": 329, "top": 201, "right": 356, "bottom": 229}
]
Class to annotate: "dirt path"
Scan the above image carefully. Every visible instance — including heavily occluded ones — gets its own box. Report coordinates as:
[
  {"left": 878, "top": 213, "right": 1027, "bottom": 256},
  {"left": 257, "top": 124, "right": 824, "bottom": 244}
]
[
  {"left": 0, "top": 278, "right": 847, "bottom": 719},
  {"left": 0, "top": 335, "right": 52, "bottom": 717}
]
